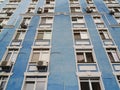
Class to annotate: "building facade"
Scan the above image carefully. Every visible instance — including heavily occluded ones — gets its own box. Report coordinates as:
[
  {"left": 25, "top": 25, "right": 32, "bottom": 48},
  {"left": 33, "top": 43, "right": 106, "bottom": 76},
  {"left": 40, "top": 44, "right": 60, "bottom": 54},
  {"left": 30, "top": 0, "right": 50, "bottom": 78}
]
[{"left": 0, "top": 0, "right": 120, "bottom": 90}]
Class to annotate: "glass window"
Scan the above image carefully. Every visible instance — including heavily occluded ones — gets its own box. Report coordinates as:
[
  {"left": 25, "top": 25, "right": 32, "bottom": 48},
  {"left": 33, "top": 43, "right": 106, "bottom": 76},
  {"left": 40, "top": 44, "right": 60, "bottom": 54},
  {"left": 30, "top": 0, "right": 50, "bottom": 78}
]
[
  {"left": 106, "top": 48, "right": 120, "bottom": 63},
  {"left": 30, "top": 49, "right": 49, "bottom": 62},
  {"left": 23, "top": 76, "right": 47, "bottom": 90},
  {"left": 79, "top": 77, "right": 102, "bottom": 90},
  {"left": 4, "top": 48, "right": 18, "bottom": 63},
  {"left": 76, "top": 49, "right": 95, "bottom": 63}
]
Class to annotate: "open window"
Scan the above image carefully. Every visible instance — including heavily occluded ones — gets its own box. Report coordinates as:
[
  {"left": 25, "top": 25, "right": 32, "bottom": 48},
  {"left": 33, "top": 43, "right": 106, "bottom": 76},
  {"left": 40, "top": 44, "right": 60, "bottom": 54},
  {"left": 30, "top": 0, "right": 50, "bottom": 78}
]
[
  {"left": 73, "top": 29, "right": 90, "bottom": 45},
  {"left": 72, "top": 16, "right": 86, "bottom": 28},
  {"left": 11, "top": 30, "right": 26, "bottom": 46},
  {"left": 106, "top": 48, "right": 120, "bottom": 63},
  {"left": 20, "top": 17, "right": 31, "bottom": 29},
  {"left": 76, "top": 49, "right": 95, "bottom": 63},
  {"left": 98, "top": 29, "right": 113, "bottom": 45},
  {"left": 0, "top": 75, "right": 9, "bottom": 90},
  {"left": 70, "top": 7, "right": 82, "bottom": 13}
]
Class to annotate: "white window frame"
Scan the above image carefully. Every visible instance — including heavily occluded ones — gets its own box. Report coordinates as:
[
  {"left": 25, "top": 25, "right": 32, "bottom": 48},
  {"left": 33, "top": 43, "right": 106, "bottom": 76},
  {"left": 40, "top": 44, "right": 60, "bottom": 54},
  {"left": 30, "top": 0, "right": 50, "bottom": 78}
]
[
  {"left": 23, "top": 76, "right": 48, "bottom": 90},
  {"left": 76, "top": 49, "right": 96, "bottom": 63}
]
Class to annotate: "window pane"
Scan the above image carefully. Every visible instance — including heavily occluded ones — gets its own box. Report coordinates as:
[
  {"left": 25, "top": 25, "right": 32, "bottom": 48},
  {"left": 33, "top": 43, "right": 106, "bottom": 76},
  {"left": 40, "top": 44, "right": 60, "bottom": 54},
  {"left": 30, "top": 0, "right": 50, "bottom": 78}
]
[
  {"left": 24, "top": 82, "right": 34, "bottom": 90},
  {"left": 92, "top": 82, "right": 101, "bottom": 90},
  {"left": 74, "top": 33, "right": 80, "bottom": 40},
  {"left": 36, "top": 81, "right": 45, "bottom": 90},
  {"left": 80, "top": 82, "right": 90, "bottom": 90},
  {"left": 15, "top": 33, "right": 20, "bottom": 40},
  {"left": 11, "top": 52, "right": 17, "bottom": 62},
  {"left": 103, "top": 31, "right": 109, "bottom": 39},
  {"left": 40, "top": 52, "right": 49, "bottom": 62},
  {"left": 37, "top": 33, "right": 43, "bottom": 39},
  {"left": 86, "top": 52, "right": 94, "bottom": 63},
  {"left": 100, "top": 32, "right": 105, "bottom": 39},
  {"left": 0, "top": 81, "right": 6, "bottom": 90},
  {"left": 19, "top": 32, "right": 25, "bottom": 40},
  {"left": 112, "top": 52, "right": 120, "bottom": 62},
  {"left": 5, "top": 52, "right": 12, "bottom": 61},
  {"left": 108, "top": 52, "right": 114, "bottom": 62},
  {"left": 31, "top": 52, "right": 40, "bottom": 62},
  {"left": 43, "top": 32, "right": 51, "bottom": 39},
  {"left": 77, "top": 53, "right": 85, "bottom": 63},
  {"left": 80, "top": 32, "right": 88, "bottom": 39}
]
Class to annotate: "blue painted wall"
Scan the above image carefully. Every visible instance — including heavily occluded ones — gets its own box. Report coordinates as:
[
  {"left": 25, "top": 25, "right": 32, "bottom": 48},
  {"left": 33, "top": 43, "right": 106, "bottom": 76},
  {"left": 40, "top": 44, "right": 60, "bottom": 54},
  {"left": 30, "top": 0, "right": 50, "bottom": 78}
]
[{"left": 0, "top": 0, "right": 120, "bottom": 90}]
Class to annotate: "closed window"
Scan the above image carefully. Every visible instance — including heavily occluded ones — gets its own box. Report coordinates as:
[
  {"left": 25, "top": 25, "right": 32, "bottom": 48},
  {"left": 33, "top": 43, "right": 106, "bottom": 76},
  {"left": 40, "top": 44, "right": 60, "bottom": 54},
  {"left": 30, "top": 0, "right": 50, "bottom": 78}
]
[
  {"left": 35, "top": 30, "right": 51, "bottom": 46},
  {"left": 23, "top": 76, "right": 47, "bottom": 90},
  {"left": 93, "top": 16, "right": 102, "bottom": 23},
  {"left": 31, "top": 49, "right": 49, "bottom": 63},
  {"left": 79, "top": 77, "right": 102, "bottom": 90}
]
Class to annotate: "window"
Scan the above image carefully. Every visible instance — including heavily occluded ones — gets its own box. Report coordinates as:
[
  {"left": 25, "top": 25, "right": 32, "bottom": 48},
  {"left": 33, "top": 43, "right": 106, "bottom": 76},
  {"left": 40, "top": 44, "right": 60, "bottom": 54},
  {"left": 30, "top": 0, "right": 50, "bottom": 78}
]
[
  {"left": 76, "top": 49, "right": 95, "bottom": 63},
  {"left": 46, "top": 0, "right": 55, "bottom": 5},
  {"left": 11, "top": 30, "right": 26, "bottom": 46},
  {"left": 98, "top": 29, "right": 113, "bottom": 45},
  {"left": 86, "top": 0, "right": 93, "bottom": 4},
  {"left": 0, "top": 18, "right": 9, "bottom": 27},
  {"left": 70, "top": 0, "right": 79, "bottom": 4},
  {"left": 4, "top": 48, "right": 18, "bottom": 63},
  {"left": 44, "top": 7, "right": 54, "bottom": 13},
  {"left": 70, "top": 7, "right": 82, "bottom": 13},
  {"left": 0, "top": 76, "right": 8, "bottom": 90},
  {"left": 116, "top": 75, "right": 120, "bottom": 85},
  {"left": 23, "top": 76, "right": 47, "bottom": 90},
  {"left": 0, "top": 48, "right": 18, "bottom": 72},
  {"left": 32, "top": 0, "right": 38, "bottom": 4},
  {"left": 20, "top": 17, "right": 31, "bottom": 29},
  {"left": 2, "top": 8, "right": 15, "bottom": 16},
  {"left": 28, "top": 48, "right": 49, "bottom": 72},
  {"left": 106, "top": 48, "right": 120, "bottom": 63},
  {"left": 74, "top": 29, "right": 90, "bottom": 45},
  {"left": 79, "top": 77, "right": 102, "bottom": 90},
  {"left": 30, "top": 48, "right": 49, "bottom": 63},
  {"left": 34, "top": 30, "right": 51, "bottom": 46},
  {"left": 115, "top": 17, "right": 120, "bottom": 24},
  {"left": 93, "top": 16, "right": 102, "bottom": 23},
  {"left": 96, "top": 23, "right": 105, "bottom": 28},
  {"left": 72, "top": 17, "right": 84, "bottom": 23},
  {"left": 40, "top": 17, "right": 53, "bottom": 24},
  {"left": 26, "top": 7, "right": 35, "bottom": 13},
  {"left": 72, "top": 16, "right": 86, "bottom": 28}
]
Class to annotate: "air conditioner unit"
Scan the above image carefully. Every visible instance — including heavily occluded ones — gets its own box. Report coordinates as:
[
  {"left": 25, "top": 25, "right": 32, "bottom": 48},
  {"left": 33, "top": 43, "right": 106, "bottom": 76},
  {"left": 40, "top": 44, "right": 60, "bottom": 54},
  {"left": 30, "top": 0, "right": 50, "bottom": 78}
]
[
  {"left": 0, "top": 61, "right": 13, "bottom": 72},
  {"left": 20, "top": 23, "right": 27, "bottom": 29},
  {"left": 0, "top": 25, "right": 3, "bottom": 29},
  {"left": 6, "top": 12, "right": 13, "bottom": 16},
  {"left": 109, "top": 10, "right": 115, "bottom": 15},
  {"left": 37, "top": 61, "right": 48, "bottom": 72},
  {"left": 37, "top": 7, "right": 43, "bottom": 14},
  {"left": 86, "top": 6, "right": 93, "bottom": 13}
]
